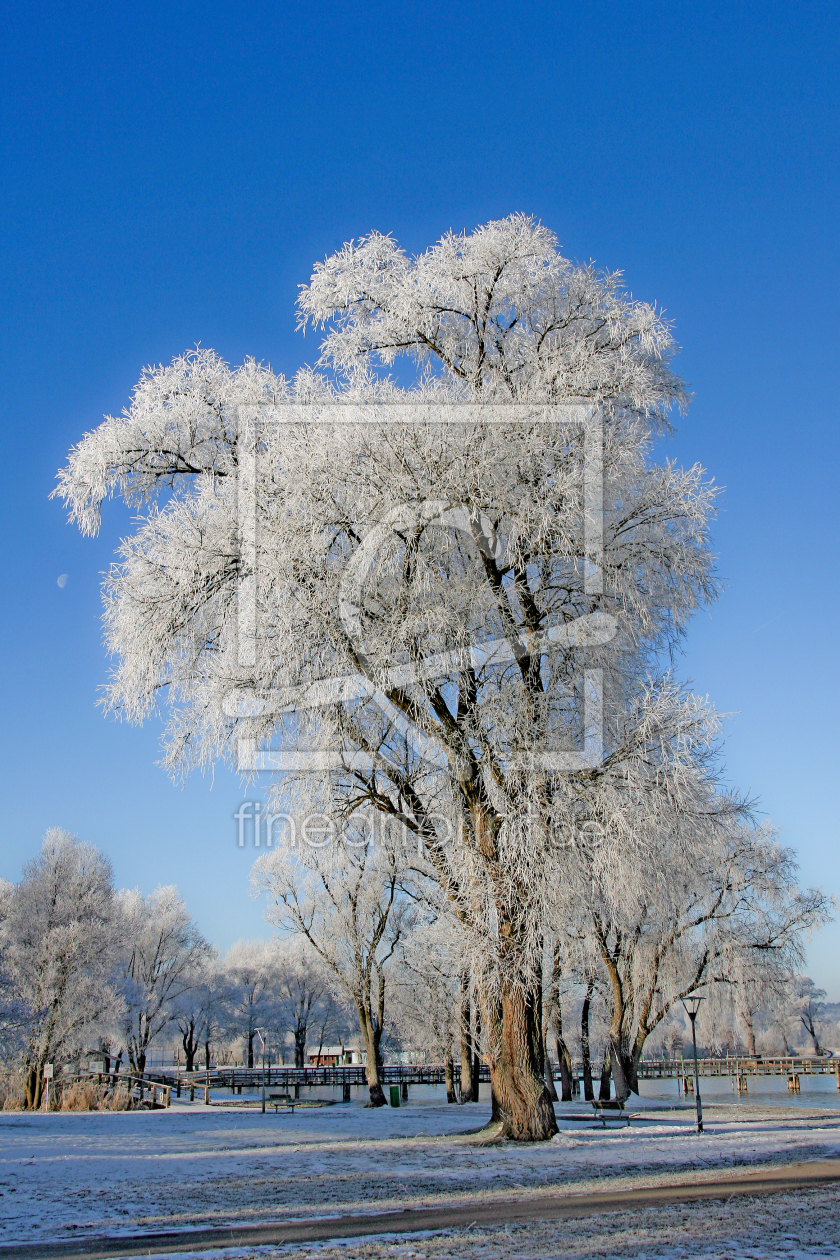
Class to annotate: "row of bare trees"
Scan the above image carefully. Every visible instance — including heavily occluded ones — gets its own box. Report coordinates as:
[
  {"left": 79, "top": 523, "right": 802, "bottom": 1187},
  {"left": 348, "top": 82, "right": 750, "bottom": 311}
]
[{"left": 0, "top": 831, "right": 351, "bottom": 1107}]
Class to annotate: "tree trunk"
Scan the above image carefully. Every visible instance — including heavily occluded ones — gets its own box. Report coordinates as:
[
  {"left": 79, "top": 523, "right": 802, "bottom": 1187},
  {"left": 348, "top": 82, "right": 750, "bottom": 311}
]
[
  {"left": 545, "top": 944, "right": 568, "bottom": 1102},
  {"left": 358, "top": 1010, "right": 386, "bottom": 1106},
  {"left": 471, "top": 1000, "right": 481, "bottom": 1102},
  {"left": 459, "top": 970, "right": 473, "bottom": 1103},
  {"left": 544, "top": 1037, "right": 559, "bottom": 1102},
  {"left": 747, "top": 1027, "right": 756, "bottom": 1056},
  {"left": 247, "top": 1031, "right": 254, "bottom": 1069},
  {"left": 803, "top": 1017, "right": 822, "bottom": 1055},
  {"left": 555, "top": 1036, "right": 572, "bottom": 1102},
  {"left": 598, "top": 1043, "right": 612, "bottom": 1101},
  {"left": 205, "top": 1039, "right": 211, "bottom": 1070},
  {"left": 444, "top": 1056, "right": 456, "bottom": 1104},
  {"left": 182, "top": 1019, "right": 197, "bottom": 1072},
  {"left": 24, "top": 1064, "right": 42, "bottom": 1110},
  {"left": 483, "top": 979, "right": 558, "bottom": 1141},
  {"left": 552, "top": 998, "right": 572, "bottom": 1102},
  {"left": 608, "top": 1038, "right": 634, "bottom": 1102},
  {"left": 581, "top": 985, "right": 594, "bottom": 1101}
]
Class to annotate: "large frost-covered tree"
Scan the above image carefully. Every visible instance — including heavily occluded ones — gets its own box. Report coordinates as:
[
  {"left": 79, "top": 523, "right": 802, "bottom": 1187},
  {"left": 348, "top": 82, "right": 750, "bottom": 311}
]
[{"left": 55, "top": 216, "right": 721, "bottom": 1139}]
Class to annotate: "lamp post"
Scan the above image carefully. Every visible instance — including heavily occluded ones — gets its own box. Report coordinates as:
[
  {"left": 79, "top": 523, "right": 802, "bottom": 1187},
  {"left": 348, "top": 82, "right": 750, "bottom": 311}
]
[
  {"left": 255, "top": 1030, "right": 266, "bottom": 1114},
  {"left": 681, "top": 993, "right": 704, "bottom": 1133}
]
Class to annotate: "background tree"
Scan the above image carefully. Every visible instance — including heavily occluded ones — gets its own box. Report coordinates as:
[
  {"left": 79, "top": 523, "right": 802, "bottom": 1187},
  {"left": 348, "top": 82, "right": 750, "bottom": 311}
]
[
  {"left": 0, "top": 882, "right": 32, "bottom": 1068},
  {"left": 174, "top": 951, "right": 221, "bottom": 1071},
  {"left": 222, "top": 939, "right": 283, "bottom": 1067},
  {"left": 118, "top": 884, "right": 210, "bottom": 1074},
  {"left": 252, "top": 814, "right": 412, "bottom": 1105},
  {"left": 789, "top": 976, "right": 828, "bottom": 1055},
  {"left": 551, "top": 681, "right": 832, "bottom": 1099},
  {"left": 393, "top": 914, "right": 462, "bottom": 1102},
  {"left": 0, "top": 831, "right": 123, "bottom": 1108},
  {"left": 273, "top": 939, "right": 336, "bottom": 1067}
]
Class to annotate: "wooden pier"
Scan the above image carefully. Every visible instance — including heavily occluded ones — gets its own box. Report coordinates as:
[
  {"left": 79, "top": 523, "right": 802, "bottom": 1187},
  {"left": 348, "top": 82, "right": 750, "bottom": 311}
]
[
  {"left": 637, "top": 1055, "right": 840, "bottom": 1088},
  {"left": 144, "top": 1055, "right": 839, "bottom": 1102}
]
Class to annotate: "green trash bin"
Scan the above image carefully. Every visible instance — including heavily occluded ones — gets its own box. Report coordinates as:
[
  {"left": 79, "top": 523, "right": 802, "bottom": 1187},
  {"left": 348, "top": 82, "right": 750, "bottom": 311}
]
[{"left": 389, "top": 1085, "right": 400, "bottom": 1107}]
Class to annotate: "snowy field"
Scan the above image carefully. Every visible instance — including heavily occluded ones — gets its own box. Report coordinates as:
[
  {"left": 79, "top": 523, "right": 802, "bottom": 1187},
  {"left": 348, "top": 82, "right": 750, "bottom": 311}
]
[{"left": 1, "top": 1088, "right": 839, "bottom": 1259}]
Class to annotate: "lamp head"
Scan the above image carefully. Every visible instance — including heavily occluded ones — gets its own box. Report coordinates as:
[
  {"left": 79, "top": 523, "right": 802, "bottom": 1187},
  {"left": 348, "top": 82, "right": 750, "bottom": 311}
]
[{"left": 681, "top": 993, "right": 704, "bottom": 1018}]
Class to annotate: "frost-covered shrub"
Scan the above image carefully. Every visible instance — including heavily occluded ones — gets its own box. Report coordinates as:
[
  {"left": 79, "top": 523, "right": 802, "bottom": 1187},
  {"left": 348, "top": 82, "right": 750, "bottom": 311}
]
[{"left": 0, "top": 1066, "right": 25, "bottom": 1111}]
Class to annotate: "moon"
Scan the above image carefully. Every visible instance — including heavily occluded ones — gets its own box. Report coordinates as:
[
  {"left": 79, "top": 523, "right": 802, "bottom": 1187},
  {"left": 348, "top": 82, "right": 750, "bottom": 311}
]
[{"left": 57, "top": 574, "right": 68, "bottom": 589}]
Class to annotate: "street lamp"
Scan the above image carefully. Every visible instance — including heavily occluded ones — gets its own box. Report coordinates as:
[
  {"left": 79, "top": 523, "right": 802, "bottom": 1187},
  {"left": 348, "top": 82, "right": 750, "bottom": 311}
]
[
  {"left": 681, "top": 993, "right": 704, "bottom": 1133},
  {"left": 255, "top": 1030, "right": 267, "bottom": 1114}
]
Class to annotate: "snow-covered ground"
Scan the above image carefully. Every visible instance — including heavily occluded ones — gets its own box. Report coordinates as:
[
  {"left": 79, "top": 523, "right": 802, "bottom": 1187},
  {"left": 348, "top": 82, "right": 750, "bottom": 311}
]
[{"left": 1, "top": 1090, "right": 839, "bottom": 1257}]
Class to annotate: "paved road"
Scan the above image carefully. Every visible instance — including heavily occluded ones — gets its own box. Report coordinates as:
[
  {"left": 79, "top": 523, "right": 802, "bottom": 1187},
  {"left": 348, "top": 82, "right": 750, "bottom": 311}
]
[{"left": 5, "top": 1158, "right": 840, "bottom": 1260}]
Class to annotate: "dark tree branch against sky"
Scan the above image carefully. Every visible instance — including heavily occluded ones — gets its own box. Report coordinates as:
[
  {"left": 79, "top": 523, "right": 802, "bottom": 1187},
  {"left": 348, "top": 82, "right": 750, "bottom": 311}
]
[{"left": 0, "top": 0, "right": 837, "bottom": 993}]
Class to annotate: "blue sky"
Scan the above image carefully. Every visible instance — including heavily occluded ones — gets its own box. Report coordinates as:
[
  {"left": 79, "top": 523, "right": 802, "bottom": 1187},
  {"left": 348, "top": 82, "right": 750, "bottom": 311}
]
[{"left": 1, "top": 0, "right": 838, "bottom": 993}]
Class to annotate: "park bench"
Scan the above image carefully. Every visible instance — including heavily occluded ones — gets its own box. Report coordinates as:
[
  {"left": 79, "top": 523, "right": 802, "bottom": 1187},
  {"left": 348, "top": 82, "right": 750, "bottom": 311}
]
[
  {"left": 267, "top": 1091, "right": 295, "bottom": 1113},
  {"left": 590, "top": 1099, "right": 634, "bottom": 1127}
]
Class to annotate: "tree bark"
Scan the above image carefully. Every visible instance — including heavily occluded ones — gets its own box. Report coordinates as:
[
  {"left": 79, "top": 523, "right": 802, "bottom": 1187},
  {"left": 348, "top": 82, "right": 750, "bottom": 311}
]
[
  {"left": 247, "top": 1030, "right": 254, "bottom": 1069},
  {"left": 483, "top": 978, "right": 558, "bottom": 1141}
]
